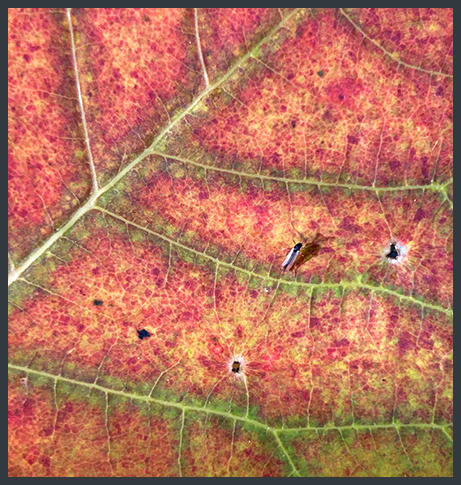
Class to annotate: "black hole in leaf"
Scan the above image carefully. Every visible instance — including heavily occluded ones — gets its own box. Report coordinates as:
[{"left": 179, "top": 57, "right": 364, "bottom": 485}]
[
  {"left": 137, "top": 329, "right": 151, "bottom": 340},
  {"left": 232, "top": 361, "right": 240, "bottom": 373},
  {"left": 93, "top": 299, "right": 103, "bottom": 306},
  {"left": 386, "top": 243, "right": 399, "bottom": 260},
  {"left": 317, "top": 70, "right": 324, "bottom": 77}
]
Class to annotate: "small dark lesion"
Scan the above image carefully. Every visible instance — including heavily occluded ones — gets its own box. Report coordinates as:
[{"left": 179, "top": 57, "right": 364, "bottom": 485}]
[
  {"left": 317, "top": 70, "right": 324, "bottom": 77},
  {"left": 232, "top": 361, "right": 241, "bottom": 373},
  {"left": 386, "top": 242, "right": 399, "bottom": 260},
  {"left": 291, "top": 120, "right": 297, "bottom": 128},
  {"left": 93, "top": 299, "right": 104, "bottom": 306},
  {"left": 137, "top": 329, "right": 151, "bottom": 340}
]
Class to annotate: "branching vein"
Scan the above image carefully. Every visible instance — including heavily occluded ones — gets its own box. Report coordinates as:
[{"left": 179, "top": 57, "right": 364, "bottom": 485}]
[
  {"left": 66, "top": 8, "right": 99, "bottom": 193},
  {"left": 94, "top": 206, "right": 453, "bottom": 316},
  {"left": 194, "top": 8, "right": 209, "bottom": 88},
  {"left": 339, "top": 8, "right": 453, "bottom": 78},
  {"left": 10, "top": 362, "right": 453, "bottom": 440},
  {"left": 8, "top": 8, "right": 301, "bottom": 288},
  {"left": 152, "top": 150, "right": 451, "bottom": 194}
]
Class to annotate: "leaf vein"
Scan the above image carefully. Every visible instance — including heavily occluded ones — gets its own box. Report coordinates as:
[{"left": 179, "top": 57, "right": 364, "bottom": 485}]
[
  {"left": 94, "top": 206, "right": 453, "bottom": 316},
  {"left": 8, "top": 363, "right": 452, "bottom": 441}
]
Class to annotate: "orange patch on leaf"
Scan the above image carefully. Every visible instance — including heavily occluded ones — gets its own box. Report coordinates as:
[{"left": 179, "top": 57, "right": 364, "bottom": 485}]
[
  {"left": 8, "top": 8, "right": 91, "bottom": 262},
  {"left": 72, "top": 8, "right": 203, "bottom": 183}
]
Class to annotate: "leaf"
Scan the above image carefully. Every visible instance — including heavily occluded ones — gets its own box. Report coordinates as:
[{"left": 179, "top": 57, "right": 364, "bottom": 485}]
[{"left": 8, "top": 8, "right": 452, "bottom": 477}]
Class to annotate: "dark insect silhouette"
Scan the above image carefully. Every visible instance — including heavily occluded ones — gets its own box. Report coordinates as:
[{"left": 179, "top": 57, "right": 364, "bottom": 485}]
[
  {"left": 93, "top": 299, "right": 103, "bottom": 306},
  {"left": 137, "top": 329, "right": 151, "bottom": 340},
  {"left": 231, "top": 361, "right": 241, "bottom": 373},
  {"left": 386, "top": 242, "right": 400, "bottom": 260},
  {"left": 281, "top": 242, "right": 303, "bottom": 272}
]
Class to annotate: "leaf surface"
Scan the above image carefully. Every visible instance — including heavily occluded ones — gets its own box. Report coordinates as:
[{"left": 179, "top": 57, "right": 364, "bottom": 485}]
[{"left": 8, "top": 8, "right": 452, "bottom": 477}]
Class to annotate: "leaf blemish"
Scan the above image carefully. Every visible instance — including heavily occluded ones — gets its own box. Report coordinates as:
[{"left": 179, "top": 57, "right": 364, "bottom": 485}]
[
  {"left": 93, "top": 299, "right": 103, "bottom": 306},
  {"left": 384, "top": 240, "right": 408, "bottom": 265},
  {"left": 228, "top": 354, "right": 246, "bottom": 377},
  {"left": 386, "top": 243, "right": 399, "bottom": 260},
  {"left": 137, "top": 329, "right": 151, "bottom": 340}
]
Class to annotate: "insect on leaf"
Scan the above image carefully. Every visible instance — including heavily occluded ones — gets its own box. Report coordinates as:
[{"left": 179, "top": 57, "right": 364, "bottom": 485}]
[{"left": 8, "top": 8, "right": 452, "bottom": 477}]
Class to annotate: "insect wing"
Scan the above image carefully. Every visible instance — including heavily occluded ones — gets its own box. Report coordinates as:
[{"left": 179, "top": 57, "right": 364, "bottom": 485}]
[{"left": 282, "top": 247, "right": 299, "bottom": 271}]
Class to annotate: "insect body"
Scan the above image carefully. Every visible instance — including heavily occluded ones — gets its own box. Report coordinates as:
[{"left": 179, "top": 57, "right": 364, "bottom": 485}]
[
  {"left": 282, "top": 232, "right": 332, "bottom": 275},
  {"left": 232, "top": 361, "right": 241, "bottom": 373},
  {"left": 281, "top": 242, "right": 303, "bottom": 272}
]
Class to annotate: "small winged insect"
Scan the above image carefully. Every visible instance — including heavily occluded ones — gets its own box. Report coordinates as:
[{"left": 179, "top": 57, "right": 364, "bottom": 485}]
[
  {"left": 281, "top": 242, "right": 303, "bottom": 272},
  {"left": 386, "top": 242, "right": 400, "bottom": 260},
  {"left": 231, "top": 361, "right": 241, "bottom": 373},
  {"left": 282, "top": 232, "right": 332, "bottom": 275}
]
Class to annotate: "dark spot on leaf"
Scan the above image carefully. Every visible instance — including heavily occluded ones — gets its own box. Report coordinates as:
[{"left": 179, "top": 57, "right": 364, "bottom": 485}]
[
  {"left": 291, "top": 120, "right": 296, "bottom": 128},
  {"left": 232, "top": 361, "right": 240, "bottom": 373},
  {"left": 143, "top": 14, "right": 150, "bottom": 22},
  {"left": 317, "top": 70, "right": 324, "bottom": 77},
  {"left": 137, "top": 329, "right": 151, "bottom": 340},
  {"left": 93, "top": 299, "right": 103, "bottom": 306},
  {"left": 382, "top": 378, "right": 386, "bottom": 382},
  {"left": 338, "top": 94, "right": 344, "bottom": 100},
  {"left": 386, "top": 243, "right": 399, "bottom": 260}
]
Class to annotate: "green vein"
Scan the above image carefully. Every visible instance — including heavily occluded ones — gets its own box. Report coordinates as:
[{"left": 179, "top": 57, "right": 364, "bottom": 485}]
[
  {"left": 273, "top": 430, "right": 301, "bottom": 476},
  {"left": 7, "top": 8, "right": 302, "bottom": 289},
  {"left": 94, "top": 206, "right": 453, "bottom": 317},
  {"left": 8, "top": 363, "right": 452, "bottom": 444},
  {"left": 8, "top": 192, "right": 98, "bottom": 287},
  {"left": 440, "top": 426, "right": 453, "bottom": 443},
  {"left": 152, "top": 150, "right": 451, "bottom": 194}
]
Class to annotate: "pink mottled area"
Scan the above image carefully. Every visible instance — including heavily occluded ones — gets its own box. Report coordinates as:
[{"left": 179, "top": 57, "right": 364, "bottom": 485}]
[
  {"left": 108, "top": 158, "right": 452, "bottom": 308},
  {"left": 346, "top": 8, "right": 453, "bottom": 75},
  {"left": 8, "top": 8, "right": 452, "bottom": 477},
  {"left": 164, "top": 8, "right": 452, "bottom": 187},
  {"left": 8, "top": 378, "right": 111, "bottom": 476},
  {"left": 72, "top": 8, "right": 202, "bottom": 184},
  {"left": 182, "top": 415, "right": 284, "bottom": 476},
  {"left": 8, "top": 377, "right": 181, "bottom": 476},
  {"left": 8, "top": 212, "right": 452, "bottom": 429},
  {"left": 197, "top": 8, "right": 284, "bottom": 82},
  {"left": 8, "top": 8, "right": 91, "bottom": 262}
]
